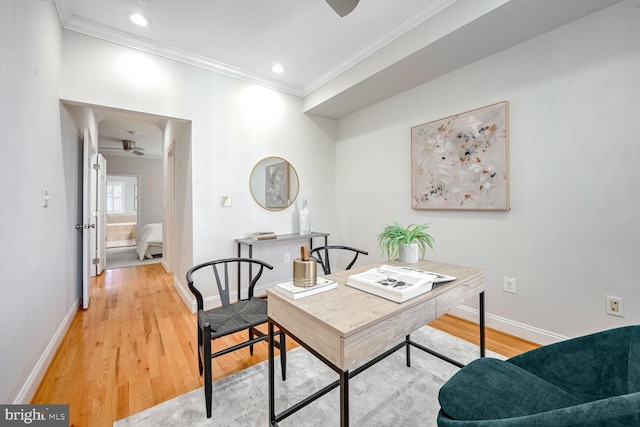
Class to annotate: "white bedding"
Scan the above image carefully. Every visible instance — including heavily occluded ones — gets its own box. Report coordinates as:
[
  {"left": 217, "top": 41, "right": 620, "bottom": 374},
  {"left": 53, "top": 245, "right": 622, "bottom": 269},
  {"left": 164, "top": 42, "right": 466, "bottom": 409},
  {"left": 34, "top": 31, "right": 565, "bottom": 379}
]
[{"left": 136, "top": 223, "right": 163, "bottom": 260}]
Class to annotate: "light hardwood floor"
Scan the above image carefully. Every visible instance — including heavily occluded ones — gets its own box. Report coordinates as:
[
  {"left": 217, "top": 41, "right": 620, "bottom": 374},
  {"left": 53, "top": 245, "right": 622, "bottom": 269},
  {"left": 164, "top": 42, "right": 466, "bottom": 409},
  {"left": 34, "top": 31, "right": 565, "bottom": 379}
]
[{"left": 31, "top": 263, "right": 540, "bottom": 427}]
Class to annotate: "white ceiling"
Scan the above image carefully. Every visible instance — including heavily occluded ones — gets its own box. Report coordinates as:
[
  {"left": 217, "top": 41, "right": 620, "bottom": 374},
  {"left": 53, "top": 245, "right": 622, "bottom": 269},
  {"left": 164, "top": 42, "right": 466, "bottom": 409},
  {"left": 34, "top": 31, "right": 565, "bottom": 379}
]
[
  {"left": 94, "top": 108, "right": 166, "bottom": 159},
  {"left": 56, "top": 0, "right": 456, "bottom": 96},
  {"left": 55, "top": 0, "right": 622, "bottom": 158}
]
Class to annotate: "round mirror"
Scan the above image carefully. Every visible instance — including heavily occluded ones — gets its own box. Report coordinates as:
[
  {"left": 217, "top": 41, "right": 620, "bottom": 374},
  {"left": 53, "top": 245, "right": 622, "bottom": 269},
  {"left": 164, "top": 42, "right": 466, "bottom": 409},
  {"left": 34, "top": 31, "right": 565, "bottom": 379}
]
[{"left": 250, "top": 156, "right": 299, "bottom": 211}]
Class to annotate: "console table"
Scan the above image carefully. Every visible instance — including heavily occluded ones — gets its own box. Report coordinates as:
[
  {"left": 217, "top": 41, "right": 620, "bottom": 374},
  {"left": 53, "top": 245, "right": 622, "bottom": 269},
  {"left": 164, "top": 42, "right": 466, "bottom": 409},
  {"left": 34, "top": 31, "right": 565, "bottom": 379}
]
[
  {"left": 235, "top": 231, "right": 329, "bottom": 259},
  {"left": 234, "top": 232, "right": 329, "bottom": 297},
  {"left": 267, "top": 259, "right": 485, "bottom": 426}
]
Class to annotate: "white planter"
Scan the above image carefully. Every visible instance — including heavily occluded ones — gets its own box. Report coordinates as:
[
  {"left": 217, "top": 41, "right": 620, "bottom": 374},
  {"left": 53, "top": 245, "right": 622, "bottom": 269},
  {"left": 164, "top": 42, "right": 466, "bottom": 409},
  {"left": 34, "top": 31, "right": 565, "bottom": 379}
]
[{"left": 398, "top": 243, "right": 419, "bottom": 263}]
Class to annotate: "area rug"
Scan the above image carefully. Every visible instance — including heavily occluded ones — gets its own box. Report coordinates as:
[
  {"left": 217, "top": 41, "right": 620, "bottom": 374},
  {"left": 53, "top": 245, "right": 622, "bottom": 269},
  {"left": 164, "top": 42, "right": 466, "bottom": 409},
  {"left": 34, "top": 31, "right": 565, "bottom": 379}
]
[
  {"left": 106, "top": 247, "right": 162, "bottom": 269},
  {"left": 115, "top": 326, "right": 504, "bottom": 426}
]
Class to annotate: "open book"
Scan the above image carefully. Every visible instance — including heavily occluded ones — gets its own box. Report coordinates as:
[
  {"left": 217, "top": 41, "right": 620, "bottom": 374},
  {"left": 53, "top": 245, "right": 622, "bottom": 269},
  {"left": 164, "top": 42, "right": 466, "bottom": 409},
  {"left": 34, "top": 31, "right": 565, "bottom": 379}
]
[
  {"left": 346, "top": 265, "right": 455, "bottom": 303},
  {"left": 393, "top": 266, "right": 457, "bottom": 285}
]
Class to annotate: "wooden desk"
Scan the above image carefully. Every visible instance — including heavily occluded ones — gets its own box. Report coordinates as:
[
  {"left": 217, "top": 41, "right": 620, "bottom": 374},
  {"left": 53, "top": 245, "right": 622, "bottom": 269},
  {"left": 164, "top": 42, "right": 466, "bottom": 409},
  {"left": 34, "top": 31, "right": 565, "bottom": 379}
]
[{"left": 267, "top": 259, "right": 485, "bottom": 426}]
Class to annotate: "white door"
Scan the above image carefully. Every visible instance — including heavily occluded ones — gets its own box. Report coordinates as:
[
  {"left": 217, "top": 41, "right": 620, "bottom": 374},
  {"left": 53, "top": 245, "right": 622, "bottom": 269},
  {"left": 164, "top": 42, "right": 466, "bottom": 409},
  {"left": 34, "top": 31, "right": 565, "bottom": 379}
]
[
  {"left": 93, "top": 154, "right": 107, "bottom": 275},
  {"left": 80, "top": 128, "right": 97, "bottom": 309}
]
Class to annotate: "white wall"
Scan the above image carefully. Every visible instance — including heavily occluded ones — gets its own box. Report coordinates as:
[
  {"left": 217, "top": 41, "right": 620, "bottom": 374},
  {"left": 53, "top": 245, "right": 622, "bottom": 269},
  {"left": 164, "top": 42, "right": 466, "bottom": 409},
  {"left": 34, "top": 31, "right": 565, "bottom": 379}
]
[
  {"left": 59, "top": 30, "right": 338, "bottom": 297},
  {"left": 5, "top": 0, "right": 635, "bottom": 405},
  {"left": 104, "top": 156, "right": 163, "bottom": 226},
  {"left": 0, "top": 1, "right": 81, "bottom": 403},
  {"left": 335, "top": 1, "right": 640, "bottom": 343}
]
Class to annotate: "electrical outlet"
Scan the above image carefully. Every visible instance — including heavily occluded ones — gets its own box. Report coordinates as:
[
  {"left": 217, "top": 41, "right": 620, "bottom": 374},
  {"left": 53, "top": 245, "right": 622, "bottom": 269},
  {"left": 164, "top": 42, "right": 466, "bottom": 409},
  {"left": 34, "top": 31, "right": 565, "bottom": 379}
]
[
  {"left": 503, "top": 276, "right": 516, "bottom": 294},
  {"left": 606, "top": 296, "right": 624, "bottom": 317},
  {"left": 284, "top": 252, "right": 290, "bottom": 263}
]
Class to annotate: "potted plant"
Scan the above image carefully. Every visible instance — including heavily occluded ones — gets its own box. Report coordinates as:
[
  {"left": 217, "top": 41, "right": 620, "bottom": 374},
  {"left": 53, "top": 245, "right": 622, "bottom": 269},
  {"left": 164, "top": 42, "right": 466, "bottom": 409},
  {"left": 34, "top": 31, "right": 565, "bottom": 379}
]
[{"left": 377, "top": 219, "right": 434, "bottom": 263}]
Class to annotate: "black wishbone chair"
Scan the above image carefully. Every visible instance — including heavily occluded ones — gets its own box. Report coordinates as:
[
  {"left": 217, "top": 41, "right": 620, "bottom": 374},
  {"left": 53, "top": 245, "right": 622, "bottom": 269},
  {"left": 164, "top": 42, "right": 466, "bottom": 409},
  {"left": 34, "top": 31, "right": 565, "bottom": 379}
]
[
  {"left": 309, "top": 245, "right": 369, "bottom": 275},
  {"left": 186, "top": 257, "right": 286, "bottom": 418}
]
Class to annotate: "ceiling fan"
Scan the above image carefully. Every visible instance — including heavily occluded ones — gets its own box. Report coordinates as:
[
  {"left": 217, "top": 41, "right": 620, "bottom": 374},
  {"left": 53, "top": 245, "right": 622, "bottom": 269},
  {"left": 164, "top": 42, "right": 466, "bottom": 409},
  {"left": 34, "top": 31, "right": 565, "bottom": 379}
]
[
  {"left": 101, "top": 139, "right": 145, "bottom": 156},
  {"left": 325, "top": 0, "right": 360, "bottom": 17}
]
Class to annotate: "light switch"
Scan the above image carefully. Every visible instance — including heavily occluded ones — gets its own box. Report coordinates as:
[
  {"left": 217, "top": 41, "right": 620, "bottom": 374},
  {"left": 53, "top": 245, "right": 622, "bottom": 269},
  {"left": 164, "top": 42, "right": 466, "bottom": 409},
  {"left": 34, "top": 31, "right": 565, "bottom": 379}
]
[
  {"left": 42, "top": 188, "right": 51, "bottom": 208},
  {"left": 220, "top": 196, "right": 232, "bottom": 207}
]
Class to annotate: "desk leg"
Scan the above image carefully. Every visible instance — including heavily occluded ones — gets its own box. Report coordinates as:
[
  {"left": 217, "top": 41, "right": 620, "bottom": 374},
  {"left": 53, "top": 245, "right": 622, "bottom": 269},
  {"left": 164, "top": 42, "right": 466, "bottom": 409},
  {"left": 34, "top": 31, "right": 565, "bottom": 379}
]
[
  {"left": 405, "top": 335, "right": 411, "bottom": 367},
  {"left": 340, "top": 369, "right": 349, "bottom": 427},
  {"left": 237, "top": 243, "right": 241, "bottom": 298},
  {"left": 479, "top": 291, "right": 486, "bottom": 358},
  {"left": 248, "top": 246, "right": 253, "bottom": 292},
  {"left": 268, "top": 321, "right": 276, "bottom": 426}
]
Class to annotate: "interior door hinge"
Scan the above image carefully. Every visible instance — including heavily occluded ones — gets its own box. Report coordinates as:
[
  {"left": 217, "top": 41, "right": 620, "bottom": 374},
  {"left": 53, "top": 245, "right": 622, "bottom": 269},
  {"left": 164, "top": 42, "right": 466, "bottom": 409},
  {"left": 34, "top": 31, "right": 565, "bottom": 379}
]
[
  {"left": 92, "top": 258, "right": 100, "bottom": 265},
  {"left": 92, "top": 163, "right": 101, "bottom": 170}
]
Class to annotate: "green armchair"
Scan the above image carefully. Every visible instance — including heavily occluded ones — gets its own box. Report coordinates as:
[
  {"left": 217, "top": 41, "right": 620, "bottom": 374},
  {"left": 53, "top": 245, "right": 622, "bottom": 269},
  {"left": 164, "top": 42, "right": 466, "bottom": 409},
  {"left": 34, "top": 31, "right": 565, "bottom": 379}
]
[{"left": 437, "top": 325, "right": 640, "bottom": 426}]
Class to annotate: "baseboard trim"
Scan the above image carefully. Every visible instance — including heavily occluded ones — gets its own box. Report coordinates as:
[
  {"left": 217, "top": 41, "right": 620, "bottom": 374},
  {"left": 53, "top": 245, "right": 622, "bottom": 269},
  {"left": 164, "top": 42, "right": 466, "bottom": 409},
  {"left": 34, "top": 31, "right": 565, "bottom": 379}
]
[
  {"left": 161, "top": 259, "right": 172, "bottom": 274},
  {"left": 14, "top": 299, "right": 79, "bottom": 404},
  {"left": 173, "top": 275, "right": 196, "bottom": 313},
  {"left": 450, "top": 305, "right": 568, "bottom": 345}
]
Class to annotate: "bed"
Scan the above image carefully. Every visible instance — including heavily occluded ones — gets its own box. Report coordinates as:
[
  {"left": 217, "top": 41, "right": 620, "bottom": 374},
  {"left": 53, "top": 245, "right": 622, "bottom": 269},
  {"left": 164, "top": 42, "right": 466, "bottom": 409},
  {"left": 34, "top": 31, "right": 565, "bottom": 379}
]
[{"left": 136, "top": 223, "right": 163, "bottom": 260}]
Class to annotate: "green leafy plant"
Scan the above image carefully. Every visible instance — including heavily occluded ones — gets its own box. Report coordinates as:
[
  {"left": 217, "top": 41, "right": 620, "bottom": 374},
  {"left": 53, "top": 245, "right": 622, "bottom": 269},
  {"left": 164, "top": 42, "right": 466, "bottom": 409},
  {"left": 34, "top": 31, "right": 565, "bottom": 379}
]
[{"left": 377, "top": 219, "right": 434, "bottom": 260}]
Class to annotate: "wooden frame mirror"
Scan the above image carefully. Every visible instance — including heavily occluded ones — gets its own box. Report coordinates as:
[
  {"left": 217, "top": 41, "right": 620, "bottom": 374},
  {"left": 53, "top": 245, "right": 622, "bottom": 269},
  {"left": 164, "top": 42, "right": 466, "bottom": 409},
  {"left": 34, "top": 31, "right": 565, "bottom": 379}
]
[{"left": 250, "top": 156, "right": 299, "bottom": 211}]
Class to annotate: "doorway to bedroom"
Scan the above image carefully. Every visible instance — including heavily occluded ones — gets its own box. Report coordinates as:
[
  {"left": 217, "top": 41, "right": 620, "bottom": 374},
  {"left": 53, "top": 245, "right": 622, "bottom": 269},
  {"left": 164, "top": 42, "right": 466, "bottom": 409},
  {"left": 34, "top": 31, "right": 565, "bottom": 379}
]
[
  {"left": 104, "top": 173, "right": 155, "bottom": 269},
  {"left": 106, "top": 174, "right": 139, "bottom": 249},
  {"left": 104, "top": 170, "right": 162, "bottom": 270},
  {"left": 66, "top": 101, "right": 187, "bottom": 278}
]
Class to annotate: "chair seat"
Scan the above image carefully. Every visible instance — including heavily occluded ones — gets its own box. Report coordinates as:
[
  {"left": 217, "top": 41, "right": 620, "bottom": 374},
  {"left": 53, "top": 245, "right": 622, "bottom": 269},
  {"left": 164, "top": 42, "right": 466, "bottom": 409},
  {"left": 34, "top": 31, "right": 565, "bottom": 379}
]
[
  {"left": 199, "top": 297, "right": 268, "bottom": 339},
  {"left": 437, "top": 326, "right": 640, "bottom": 426},
  {"left": 438, "top": 358, "right": 583, "bottom": 421}
]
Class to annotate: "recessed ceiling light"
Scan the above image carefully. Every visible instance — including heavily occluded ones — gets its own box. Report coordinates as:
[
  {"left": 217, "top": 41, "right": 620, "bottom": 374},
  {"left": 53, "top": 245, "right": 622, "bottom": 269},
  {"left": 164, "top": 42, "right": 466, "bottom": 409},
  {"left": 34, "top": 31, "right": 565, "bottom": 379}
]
[
  {"left": 271, "top": 64, "right": 284, "bottom": 74},
  {"left": 129, "top": 12, "right": 150, "bottom": 27}
]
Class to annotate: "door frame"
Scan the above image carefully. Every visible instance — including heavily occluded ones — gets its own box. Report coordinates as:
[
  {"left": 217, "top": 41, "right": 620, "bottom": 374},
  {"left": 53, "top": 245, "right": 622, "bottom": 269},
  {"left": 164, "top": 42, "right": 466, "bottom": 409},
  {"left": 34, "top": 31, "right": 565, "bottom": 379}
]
[
  {"left": 163, "top": 142, "right": 175, "bottom": 273},
  {"left": 81, "top": 127, "right": 98, "bottom": 309}
]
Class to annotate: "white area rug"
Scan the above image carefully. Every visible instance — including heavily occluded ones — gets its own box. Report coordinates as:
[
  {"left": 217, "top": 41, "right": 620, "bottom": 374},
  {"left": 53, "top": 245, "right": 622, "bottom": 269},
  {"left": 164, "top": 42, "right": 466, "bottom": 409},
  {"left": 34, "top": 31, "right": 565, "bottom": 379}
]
[
  {"left": 106, "top": 247, "right": 161, "bottom": 269},
  {"left": 114, "top": 326, "right": 504, "bottom": 426}
]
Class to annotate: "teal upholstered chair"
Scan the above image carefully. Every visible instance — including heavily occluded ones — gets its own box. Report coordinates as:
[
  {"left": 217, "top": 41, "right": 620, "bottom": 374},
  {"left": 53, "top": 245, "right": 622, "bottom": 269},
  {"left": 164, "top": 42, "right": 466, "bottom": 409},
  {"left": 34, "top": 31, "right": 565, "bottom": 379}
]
[{"left": 437, "top": 325, "right": 640, "bottom": 426}]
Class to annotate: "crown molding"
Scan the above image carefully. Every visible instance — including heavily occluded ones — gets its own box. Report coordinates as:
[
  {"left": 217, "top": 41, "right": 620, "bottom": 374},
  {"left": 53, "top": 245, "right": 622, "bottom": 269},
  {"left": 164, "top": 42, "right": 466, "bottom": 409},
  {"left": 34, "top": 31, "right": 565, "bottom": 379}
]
[
  {"left": 55, "top": 0, "right": 456, "bottom": 99},
  {"left": 56, "top": 8, "right": 303, "bottom": 96},
  {"left": 302, "top": 0, "right": 456, "bottom": 95}
]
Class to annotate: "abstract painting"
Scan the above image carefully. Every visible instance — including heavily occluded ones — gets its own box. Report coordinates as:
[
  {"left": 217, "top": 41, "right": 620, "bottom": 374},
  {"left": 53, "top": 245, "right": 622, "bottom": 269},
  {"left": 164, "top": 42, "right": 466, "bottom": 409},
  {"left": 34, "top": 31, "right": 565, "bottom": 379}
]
[
  {"left": 411, "top": 101, "right": 509, "bottom": 210},
  {"left": 265, "top": 160, "right": 289, "bottom": 209}
]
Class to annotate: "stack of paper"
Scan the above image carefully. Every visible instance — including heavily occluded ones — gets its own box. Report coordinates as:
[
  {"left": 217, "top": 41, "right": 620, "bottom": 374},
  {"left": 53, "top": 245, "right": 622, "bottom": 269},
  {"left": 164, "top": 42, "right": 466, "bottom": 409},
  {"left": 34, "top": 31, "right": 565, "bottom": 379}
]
[
  {"left": 252, "top": 232, "right": 277, "bottom": 240},
  {"left": 274, "top": 277, "right": 337, "bottom": 299}
]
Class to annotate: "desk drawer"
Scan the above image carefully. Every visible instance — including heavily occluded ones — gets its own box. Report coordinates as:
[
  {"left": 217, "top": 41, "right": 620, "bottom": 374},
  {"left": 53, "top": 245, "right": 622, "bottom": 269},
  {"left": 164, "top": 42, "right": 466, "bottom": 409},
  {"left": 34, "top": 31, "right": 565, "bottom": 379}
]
[
  {"left": 268, "top": 293, "right": 343, "bottom": 368},
  {"left": 436, "top": 273, "right": 485, "bottom": 317},
  {"left": 343, "top": 298, "right": 436, "bottom": 370}
]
